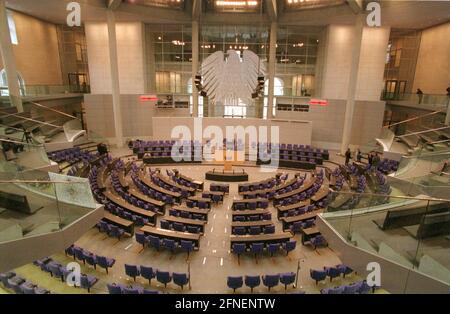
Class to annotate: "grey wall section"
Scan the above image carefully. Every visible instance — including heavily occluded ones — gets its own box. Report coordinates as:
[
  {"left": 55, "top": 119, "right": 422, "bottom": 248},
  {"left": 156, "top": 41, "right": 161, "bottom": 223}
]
[
  {"left": 0, "top": 204, "right": 103, "bottom": 273},
  {"left": 84, "top": 94, "right": 190, "bottom": 140},
  {"left": 316, "top": 216, "right": 450, "bottom": 294},
  {"left": 276, "top": 98, "right": 385, "bottom": 149}
]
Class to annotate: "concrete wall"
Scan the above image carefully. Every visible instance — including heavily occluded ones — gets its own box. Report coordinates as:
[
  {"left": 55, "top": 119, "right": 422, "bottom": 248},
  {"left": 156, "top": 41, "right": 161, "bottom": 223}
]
[
  {"left": 275, "top": 97, "right": 385, "bottom": 149},
  {"left": 320, "top": 24, "right": 390, "bottom": 101},
  {"left": 413, "top": 22, "right": 450, "bottom": 95},
  {"left": 85, "top": 22, "right": 146, "bottom": 94},
  {"left": 0, "top": 10, "right": 62, "bottom": 85}
]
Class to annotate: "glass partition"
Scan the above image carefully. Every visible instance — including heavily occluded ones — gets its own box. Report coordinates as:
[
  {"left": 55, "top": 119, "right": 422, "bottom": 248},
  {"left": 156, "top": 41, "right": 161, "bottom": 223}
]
[
  {"left": 0, "top": 166, "right": 97, "bottom": 243},
  {"left": 323, "top": 192, "right": 450, "bottom": 291}
]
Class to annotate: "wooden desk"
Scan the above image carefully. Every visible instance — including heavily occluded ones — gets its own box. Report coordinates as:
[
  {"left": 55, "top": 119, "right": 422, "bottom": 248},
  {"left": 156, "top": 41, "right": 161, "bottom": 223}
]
[
  {"left": 177, "top": 172, "right": 204, "bottom": 191},
  {"left": 237, "top": 175, "right": 282, "bottom": 192},
  {"left": 164, "top": 216, "right": 207, "bottom": 234},
  {"left": 156, "top": 173, "right": 196, "bottom": 195},
  {"left": 138, "top": 171, "right": 181, "bottom": 201},
  {"left": 276, "top": 200, "right": 311, "bottom": 218},
  {"left": 232, "top": 198, "right": 268, "bottom": 210},
  {"left": 231, "top": 220, "right": 273, "bottom": 232},
  {"left": 103, "top": 190, "right": 157, "bottom": 225},
  {"left": 311, "top": 185, "right": 329, "bottom": 202},
  {"left": 202, "top": 191, "right": 225, "bottom": 202},
  {"left": 210, "top": 183, "right": 229, "bottom": 193},
  {"left": 280, "top": 210, "right": 321, "bottom": 230},
  {"left": 128, "top": 187, "right": 165, "bottom": 213},
  {"left": 274, "top": 177, "right": 316, "bottom": 201},
  {"left": 140, "top": 225, "right": 201, "bottom": 249},
  {"left": 188, "top": 196, "right": 212, "bottom": 208},
  {"left": 231, "top": 209, "right": 270, "bottom": 221},
  {"left": 118, "top": 169, "right": 129, "bottom": 190},
  {"left": 301, "top": 227, "right": 320, "bottom": 244},
  {"left": 230, "top": 231, "right": 293, "bottom": 248},
  {"left": 172, "top": 205, "right": 210, "bottom": 221},
  {"left": 103, "top": 211, "right": 134, "bottom": 235}
]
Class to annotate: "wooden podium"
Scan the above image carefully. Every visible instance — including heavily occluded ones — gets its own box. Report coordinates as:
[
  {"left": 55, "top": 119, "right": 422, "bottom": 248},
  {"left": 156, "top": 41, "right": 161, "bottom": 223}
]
[{"left": 205, "top": 149, "right": 248, "bottom": 182}]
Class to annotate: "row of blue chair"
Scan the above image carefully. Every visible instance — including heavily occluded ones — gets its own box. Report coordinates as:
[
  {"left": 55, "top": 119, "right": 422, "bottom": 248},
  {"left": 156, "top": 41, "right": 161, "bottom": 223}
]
[
  {"left": 231, "top": 224, "right": 275, "bottom": 235},
  {"left": 231, "top": 241, "right": 296, "bottom": 262},
  {"left": 0, "top": 272, "right": 50, "bottom": 294},
  {"left": 65, "top": 245, "right": 116, "bottom": 273},
  {"left": 160, "top": 219, "right": 201, "bottom": 234},
  {"left": 124, "top": 264, "right": 189, "bottom": 289},
  {"left": 107, "top": 283, "right": 162, "bottom": 294},
  {"left": 321, "top": 280, "right": 375, "bottom": 294},
  {"left": 169, "top": 208, "right": 207, "bottom": 221},
  {"left": 105, "top": 202, "right": 149, "bottom": 226},
  {"left": 227, "top": 272, "right": 296, "bottom": 292},
  {"left": 96, "top": 220, "right": 127, "bottom": 240},
  {"left": 135, "top": 232, "right": 195, "bottom": 256},
  {"left": 310, "top": 264, "right": 354, "bottom": 284},
  {"left": 33, "top": 257, "right": 98, "bottom": 292}
]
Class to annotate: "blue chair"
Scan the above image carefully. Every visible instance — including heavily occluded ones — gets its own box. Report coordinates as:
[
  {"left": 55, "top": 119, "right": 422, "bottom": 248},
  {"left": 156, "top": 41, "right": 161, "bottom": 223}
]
[
  {"left": 107, "top": 283, "right": 124, "bottom": 294},
  {"left": 186, "top": 225, "right": 199, "bottom": 234},
  {"left": 180, "top": 240, "right": 194, "bottom": 259},
  {"left": 343, "top": 282, "right": 360, "bottom": 294},
  {"left": 108, "top": 225, "right": 125, "bottom": 240},
  {"left": 123, "top": 286, "right": 142, "bottom": 294},
  {"left": 163, "top": 238, "right": 177, "bottom": 253},
  {"left": 324, "top": 266, "right": 341, "bottom": 282},
  {"left": 357, "top": 280, "right": 373, "bottom": 294},
  {"left": 96, "top": 256, "right": 115, "bottom": 274},
  {"left": 310, "top": 269, "right": 327, "bottom": 285},
  {"left": 283, "top": 240, "right": 297, "bottom": 256},
  {"left": 135, "top": 232, "right": 148, "bottom": 252},
  {"left": 244, "top": 275, "right": 260, "bottom": 293},
  {"left": 267, "top": 243, "right": 280, "bottom": 257},
  {"left": 264, "top": 225, "right": 275, "bottom": 234},
  {"left": 84, "top": 253, "right": 97, "bottom": 270},
  {"left": 249, "top": 226, "right": 261, "bottom": 235},
  {"left": 124, "top": 264, "right": 140, "bottom": 281},
  {"left": 148, "top": 235, "right": 161, "bottom": 251},
  {"left": 251, "top": 243, "right": 264, "bottom": 262},
  {"left": 21, "top": 283, "right": 37, "bottom": 294},
  {"left": 160, "top": 220, "right": 171, "bottom": 230},
  {"left": 310, "top": 235, "right": 328, "bottom": 249},
  {"left": 156, "top": 270, "right": 172, "bottom": 288},
  {"left": 232, "top": 243, "right": 246, "bottom": 264},
  {"left": 173, "top": 222, "right": 185, "bottom": 232},
  {"left": 280, "top": 272, "right": 296, "bottom": 290},
  {"left": 80, "top": 274, "right": 98, "bottom": 292},
  {"left": 262, "top": 274, "right": 280, "bottom": 291},
  {"left": 140, "top": 265, "right": 155, "bottom": 285},
  {"left": 143, "top": 289, "right": 160, "bottom": 294},
  {"left": 173, "top": 272, "right": 189, "bottom": 290},
  {"left": 48, "top": 263, "right": 65, "bottom": 282},
  {"left": 34, "top": 287, "right": 50, "bottom": 294},
  {"left": 336, "top": 264, "right": 353, "bottom": 278},
  {"left": 233, "top": 226, "right": 246, "bottom": 235},
  {"left": 73, "top": 247, "right": 86, "bottom": 264},
  {"left": 227, "top": 276, "right": 243, "bottom": 293}
]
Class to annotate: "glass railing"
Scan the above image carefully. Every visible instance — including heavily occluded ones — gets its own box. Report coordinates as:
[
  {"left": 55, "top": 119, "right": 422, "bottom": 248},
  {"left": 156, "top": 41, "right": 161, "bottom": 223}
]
[
  {"left": 323, "top": 191, "right": 450, "bottom": 290},
  {"left": 0, "top": 138, "right": 52, "bottom": 170},
  {"left": 382, "top": 92, "right": 449, "bottom": 111},
  {"left": 0, "top": 85, "right": 89, "bottom": 97},
  {"left": 0, "top": 165, "right": 97, "bottom": 243}
]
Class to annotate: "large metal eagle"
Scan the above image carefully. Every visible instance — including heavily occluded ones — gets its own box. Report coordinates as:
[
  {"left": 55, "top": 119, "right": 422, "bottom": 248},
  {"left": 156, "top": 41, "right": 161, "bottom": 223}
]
[{"left": 200, "top": 50, "right": 266, "bottom": 106}]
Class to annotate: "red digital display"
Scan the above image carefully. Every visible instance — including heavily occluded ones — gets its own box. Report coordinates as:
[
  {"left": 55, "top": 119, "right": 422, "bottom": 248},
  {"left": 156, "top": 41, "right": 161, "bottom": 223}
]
[
  {"left": 139, "top": 95, "right": 158, "bottom": 102},
  {"left": 309, "top": 99, "right": 328, "bottom": 106}
]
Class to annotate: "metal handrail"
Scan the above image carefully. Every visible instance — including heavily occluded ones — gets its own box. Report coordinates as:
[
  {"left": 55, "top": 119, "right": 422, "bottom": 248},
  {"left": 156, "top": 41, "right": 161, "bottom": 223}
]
[
  {"left": 0, "top": 110, "right": 62, "bottom": 128},
  {"left": 29, "top": 101, "right": 80, "bottom": 121},
  {"left": 397, "top": 126, "right": 450, "bottom": 138},
  {"left": 0, "top": 180, "right": 89, "bottom": 184},
  {"left": 383, "top": 110, "right": 443, "bottom": 128},
  {"left": 0, "top": 137, "right": 43, "bottom": 147},
  {"left": 329, "top": 188, "right": 450, "bottom": 203}
]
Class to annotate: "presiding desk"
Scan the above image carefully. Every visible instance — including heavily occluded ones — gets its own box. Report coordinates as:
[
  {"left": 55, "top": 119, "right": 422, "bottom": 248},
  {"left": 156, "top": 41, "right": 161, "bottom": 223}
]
[{"left": 140, "top": 225, "right": 201, "bottom": 249}]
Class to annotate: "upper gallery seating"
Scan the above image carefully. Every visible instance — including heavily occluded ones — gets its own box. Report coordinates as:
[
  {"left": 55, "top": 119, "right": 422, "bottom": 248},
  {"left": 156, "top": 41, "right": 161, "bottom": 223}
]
[{"left": 132, "top": 140, "right": 202, "bottom": 164}]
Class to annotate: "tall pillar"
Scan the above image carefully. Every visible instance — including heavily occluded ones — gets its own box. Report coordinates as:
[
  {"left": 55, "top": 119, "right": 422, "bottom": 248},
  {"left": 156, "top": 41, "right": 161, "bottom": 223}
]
[
  {"left": 0, "top": 0, "right": 23, "bottom": 112},
  {"left": 146, "top": 29, "right": 157, "bottom": 92},
  {"left": 340, "top": 14, "right": 364, "bottom": 154},
  {"left": 191, "top": 21, "right": 199, "bottom": 117},
  {"left": 445, "top": 102, "right": 450, "bottom": 126},
  {"left": 106, "top": 10, "right": 124, "bottom": 148},
  {"left": 267, "top": 21, "right": 277, "bottom": 119}
]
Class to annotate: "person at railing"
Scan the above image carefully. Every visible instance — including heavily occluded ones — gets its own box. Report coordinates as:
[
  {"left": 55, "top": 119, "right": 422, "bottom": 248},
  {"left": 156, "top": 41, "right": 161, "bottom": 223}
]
[
  {"left": 356, "top": 149, "right": 362, "bottom": 163},
  {"left": 416, "top": 88, "right": 423, "bottom": 104},
  {"left": 345, "top": 148, "right": 352, "bottom": 165}
]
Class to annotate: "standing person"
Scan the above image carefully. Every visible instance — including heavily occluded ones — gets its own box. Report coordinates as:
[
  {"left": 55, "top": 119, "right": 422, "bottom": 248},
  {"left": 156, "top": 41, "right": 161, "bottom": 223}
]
[
  {"left": 368, "top": 152, "right": 373, "bottom": 167},
  {"left": 373, "top": 153, "right": 381, "bottom": 168},
  {"left": 345, "top": 148, "right": 352, "bottom": 165},
  {"left": 416, "top": 88, "right": 423, "bottom": 104},
  {"left": 356, "top": 149, "right": 362, "bottom": 162}
]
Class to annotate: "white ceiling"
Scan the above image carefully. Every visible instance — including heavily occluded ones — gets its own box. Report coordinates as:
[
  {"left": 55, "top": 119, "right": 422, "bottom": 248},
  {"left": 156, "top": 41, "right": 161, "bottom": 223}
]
[{"left": 5, "top": 0, "right": 450, "bottom": 29}]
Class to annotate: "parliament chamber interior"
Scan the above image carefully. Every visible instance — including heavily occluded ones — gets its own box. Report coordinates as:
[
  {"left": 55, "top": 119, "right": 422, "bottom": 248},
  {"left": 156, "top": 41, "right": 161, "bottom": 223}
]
[{"left": 0, "top": 0, "right": 449, "bottom": 296}]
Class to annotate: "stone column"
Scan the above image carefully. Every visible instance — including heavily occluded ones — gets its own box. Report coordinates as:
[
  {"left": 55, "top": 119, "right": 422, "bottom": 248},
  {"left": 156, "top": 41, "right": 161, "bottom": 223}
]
[{"left": 267, "top": 21, "right": 277, "bottom": 119}]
